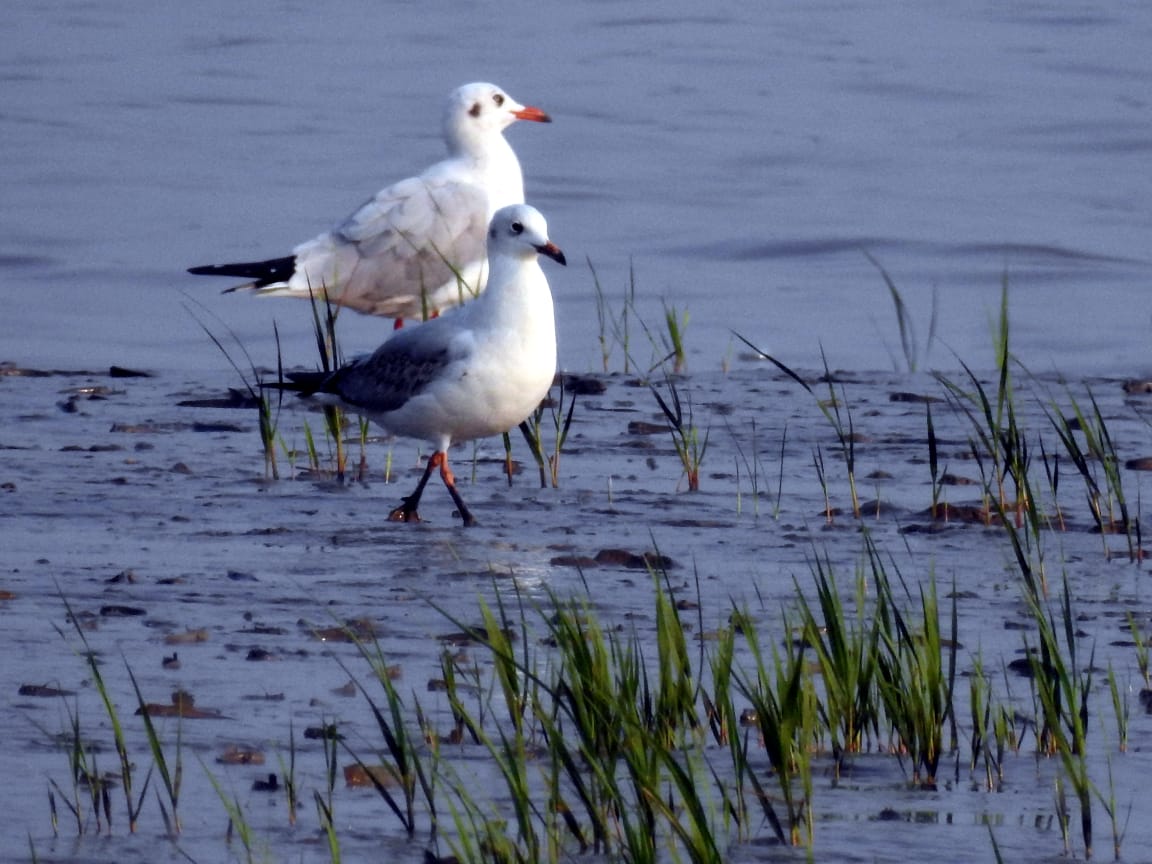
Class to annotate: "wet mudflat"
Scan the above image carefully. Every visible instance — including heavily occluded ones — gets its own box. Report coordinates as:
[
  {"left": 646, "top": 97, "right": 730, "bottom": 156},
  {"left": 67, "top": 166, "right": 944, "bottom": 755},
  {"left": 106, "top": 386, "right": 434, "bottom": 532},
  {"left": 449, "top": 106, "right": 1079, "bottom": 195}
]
[{"left": 4, "top": 356, "right": 1152, "bottom": 862}]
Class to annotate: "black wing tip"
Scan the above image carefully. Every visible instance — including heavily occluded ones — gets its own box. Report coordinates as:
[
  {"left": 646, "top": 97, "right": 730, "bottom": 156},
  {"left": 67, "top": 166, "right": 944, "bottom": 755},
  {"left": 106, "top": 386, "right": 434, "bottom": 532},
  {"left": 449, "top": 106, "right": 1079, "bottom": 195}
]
[{"left": 186, "top": 255, "right": 297, "bottom": 286}]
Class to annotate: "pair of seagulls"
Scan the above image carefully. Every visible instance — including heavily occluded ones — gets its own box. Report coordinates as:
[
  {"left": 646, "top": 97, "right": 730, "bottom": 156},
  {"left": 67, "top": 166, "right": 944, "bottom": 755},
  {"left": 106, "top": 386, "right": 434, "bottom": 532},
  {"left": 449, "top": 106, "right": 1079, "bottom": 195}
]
[{"left": 189, "top": 83, "right": 563, "bottom": 526}]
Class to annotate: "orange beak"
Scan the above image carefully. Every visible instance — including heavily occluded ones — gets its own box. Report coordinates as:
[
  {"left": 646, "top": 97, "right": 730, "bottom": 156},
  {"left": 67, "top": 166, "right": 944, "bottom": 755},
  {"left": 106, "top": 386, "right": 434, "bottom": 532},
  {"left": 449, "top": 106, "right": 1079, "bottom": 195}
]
[{"left": 513, "top": 105, "right": 552, "bottom": 123}]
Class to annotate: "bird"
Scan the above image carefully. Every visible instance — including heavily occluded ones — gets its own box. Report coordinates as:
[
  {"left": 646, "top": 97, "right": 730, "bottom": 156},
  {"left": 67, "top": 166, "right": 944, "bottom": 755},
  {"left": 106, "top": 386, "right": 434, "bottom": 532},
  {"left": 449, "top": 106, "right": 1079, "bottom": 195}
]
[
  {"left": 270, "top": 204, "right": 565, "bottom": 527},
  {"left": 188, "top": 82, "right": 551, "bottom": 325}
]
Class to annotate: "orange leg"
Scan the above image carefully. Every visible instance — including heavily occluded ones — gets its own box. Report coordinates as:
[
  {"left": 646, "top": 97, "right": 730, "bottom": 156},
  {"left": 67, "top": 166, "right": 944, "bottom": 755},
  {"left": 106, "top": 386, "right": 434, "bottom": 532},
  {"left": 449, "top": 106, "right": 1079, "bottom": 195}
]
[{"left": 435, "top": 452, "right": 477, "bottom": 527}]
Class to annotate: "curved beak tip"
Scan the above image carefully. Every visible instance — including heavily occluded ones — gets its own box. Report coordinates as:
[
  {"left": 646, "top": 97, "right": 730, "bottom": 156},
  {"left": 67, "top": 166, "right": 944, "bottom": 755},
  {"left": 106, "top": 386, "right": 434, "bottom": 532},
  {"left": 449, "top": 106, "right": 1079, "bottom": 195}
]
[
  {"left": 536, "top": 243, "right": 567, "bottom": 267},
  {"left": 513, "top": 106, "right": 552, "bottom": 123}
]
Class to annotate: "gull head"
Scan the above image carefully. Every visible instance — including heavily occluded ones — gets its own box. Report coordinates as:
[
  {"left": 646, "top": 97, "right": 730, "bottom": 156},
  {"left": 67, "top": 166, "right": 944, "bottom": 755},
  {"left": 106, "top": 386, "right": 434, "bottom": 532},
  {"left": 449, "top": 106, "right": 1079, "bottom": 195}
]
[
  {"left": 445, "top": 82, "right": 551, "bottom": 150},
  {"left": 488, "top": 204, "right": 566, "bottom": 266}
]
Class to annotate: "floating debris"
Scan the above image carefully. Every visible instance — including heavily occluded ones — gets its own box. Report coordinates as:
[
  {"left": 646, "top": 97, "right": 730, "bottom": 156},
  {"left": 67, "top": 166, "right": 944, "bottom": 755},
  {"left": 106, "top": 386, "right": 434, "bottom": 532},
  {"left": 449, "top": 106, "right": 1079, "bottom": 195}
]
[
  {"left": 137, "top": 690, "right": 225, "bottom": 719},
  {"left": 217, "top": 745, "right": 265, "bottom": 765},
  {"left": 343, "top": 763, "right": 395, "bottom": 788},
  {"left": 165, "top": 628, "right": 209, "bottom": 645}
]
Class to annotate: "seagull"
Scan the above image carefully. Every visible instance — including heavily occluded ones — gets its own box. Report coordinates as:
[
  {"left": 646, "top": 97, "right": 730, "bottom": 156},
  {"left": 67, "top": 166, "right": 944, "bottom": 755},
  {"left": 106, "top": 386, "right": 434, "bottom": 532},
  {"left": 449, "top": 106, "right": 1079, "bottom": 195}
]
[
  {"left": 271, "top": 204, "right": 565, "bottom": 527},
  {"left": 188, "top": 82, "right": 551, "bottom": 325}
]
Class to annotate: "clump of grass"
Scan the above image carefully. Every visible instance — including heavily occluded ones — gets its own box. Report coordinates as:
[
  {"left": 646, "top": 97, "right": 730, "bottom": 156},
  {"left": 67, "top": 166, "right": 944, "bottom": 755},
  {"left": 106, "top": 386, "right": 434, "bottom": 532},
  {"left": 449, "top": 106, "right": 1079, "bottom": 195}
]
[
  {"left": 651, "top": 376, "right": 709, "bottom": 491},
  {"left": 734, "top": 606, "right": 817, "bottom": 846},
  {"left": 794, "top": 551, "right": 881, "bottom": 774},
  {"left": 203, "top": 759, "right": 262, "bottom": 864},
  {"left": 185, "top": 300, "right": 283, "bottom": 479},
  {"left": 864, "top": 249, "right": 938, "bottom": 374},
  {"left": 1046, "top": 387, "right": 1138, "bottom": 560},
  {"left": 54, "top": 592, "right": 150, "bottom": 834},
  {"left": 727, "top": 417, "right": 781, "bottom": 518},
  {"left": 1022, "top": 576, "right": 1096, "bottom": 858},
  {"left": 926, "top": 401, "right": 945, "bottom": 520},
  {"left": 661, "top": 299, "right": 689, "bottom": 374},
  {"left": 868, "top": 539, "right": 957, "bottom": 789},
  {"left": 334, "top": 631, "right": 439, "bottom": 840},
  {"left": 732, "top": 333, "right": 863, "bottom": 518},
  {"left": 124, "top": 663, "right": 183, "bottom": 836},
  {"left": 519, "top": 376, "right": 578, "bottom": 489},
  {"left": 967, "top": 653, "right": 1018, "bottom": 790},
  {"left": 314, "top": 719, "right": 342, "bottom": 862},
  {"left": 1128, "top": 613, "right": 1150, "bottom": 690},
  {"left": 589, "top": 257, "right": 637, "bottom": 374},
  {"left": 306, "top": 288, "right": 350, "bottom": 481},
  {"left": 426, "top": 566, "right": 744, "bottom": 862}
]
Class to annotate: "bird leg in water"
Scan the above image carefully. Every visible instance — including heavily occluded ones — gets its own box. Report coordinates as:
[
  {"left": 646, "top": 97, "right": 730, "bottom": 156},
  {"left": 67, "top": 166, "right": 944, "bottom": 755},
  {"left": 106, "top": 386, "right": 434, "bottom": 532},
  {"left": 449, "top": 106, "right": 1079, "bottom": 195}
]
[
  {"left": 435, "top": 452, "right": 477, "bottom": 527},
  {"left": 388, "top": 451, "right": 476, "bottom": 527},
  {"left": 388, "top": 456, "right": 437, "bottom": 523}
]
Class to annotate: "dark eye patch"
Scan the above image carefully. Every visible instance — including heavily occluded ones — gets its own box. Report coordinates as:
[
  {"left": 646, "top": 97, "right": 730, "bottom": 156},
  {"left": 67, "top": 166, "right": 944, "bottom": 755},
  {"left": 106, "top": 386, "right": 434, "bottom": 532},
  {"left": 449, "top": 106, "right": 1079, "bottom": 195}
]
[
  {"left": 469, "top": 102, "right": 481, "bottom": 117},
  {"left": 493, "top": 93, "right": 505, "bottom": 107}
]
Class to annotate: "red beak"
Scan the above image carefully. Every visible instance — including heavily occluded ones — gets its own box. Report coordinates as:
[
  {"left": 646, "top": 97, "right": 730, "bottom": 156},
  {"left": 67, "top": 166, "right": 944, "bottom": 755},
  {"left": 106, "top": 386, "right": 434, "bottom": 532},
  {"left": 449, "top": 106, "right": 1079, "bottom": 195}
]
[
  {"left": 534, "top": 242, "right": 567, "bottom": 266},
  {"left": 513, "top": 105, "right": 552, "bottom": 123}
]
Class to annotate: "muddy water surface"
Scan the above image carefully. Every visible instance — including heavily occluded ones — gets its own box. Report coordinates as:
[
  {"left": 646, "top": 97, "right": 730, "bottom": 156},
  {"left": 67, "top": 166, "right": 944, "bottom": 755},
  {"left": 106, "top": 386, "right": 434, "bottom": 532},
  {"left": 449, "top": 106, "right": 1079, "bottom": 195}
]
[{"left": 4, "top": 360, "right": 1152, "bottom": 862}]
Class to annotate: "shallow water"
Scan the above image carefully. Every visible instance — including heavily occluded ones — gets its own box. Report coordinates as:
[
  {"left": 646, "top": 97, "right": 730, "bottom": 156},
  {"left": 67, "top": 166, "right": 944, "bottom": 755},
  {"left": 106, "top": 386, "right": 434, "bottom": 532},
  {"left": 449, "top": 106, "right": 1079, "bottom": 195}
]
[
  {"left": 3, "top": 0, "right": 1151, "bottom": 376},
  {"left": 4, "top": 1, "right": 1152, "bottom": 861},
  {"left": 4, "top": 361, "right": 1152, "bottom": 862}
]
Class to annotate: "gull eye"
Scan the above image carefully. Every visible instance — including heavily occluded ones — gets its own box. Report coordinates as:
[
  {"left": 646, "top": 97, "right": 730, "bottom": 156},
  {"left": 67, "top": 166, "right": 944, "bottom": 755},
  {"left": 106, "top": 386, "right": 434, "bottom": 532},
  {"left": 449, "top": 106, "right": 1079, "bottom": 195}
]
[
  {"left": 468, "top": 102, "right": 481, "bottom": 118},
  {"left": 510, "top": 221, "right": 524, "bottom": 235},
  {"left": 493, "top": 93, "right": 505, "bottom": 107}
]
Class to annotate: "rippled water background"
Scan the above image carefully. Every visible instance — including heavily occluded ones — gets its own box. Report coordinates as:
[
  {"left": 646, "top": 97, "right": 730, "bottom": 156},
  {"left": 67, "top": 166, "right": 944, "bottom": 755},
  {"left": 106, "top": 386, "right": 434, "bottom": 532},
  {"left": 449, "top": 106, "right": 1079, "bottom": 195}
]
[
  {"left": 5, "top": 3, "right": 1152, "bottom": 863},
  {"left": 3, "top": 0, "right": 1150, "bottom": 376}
]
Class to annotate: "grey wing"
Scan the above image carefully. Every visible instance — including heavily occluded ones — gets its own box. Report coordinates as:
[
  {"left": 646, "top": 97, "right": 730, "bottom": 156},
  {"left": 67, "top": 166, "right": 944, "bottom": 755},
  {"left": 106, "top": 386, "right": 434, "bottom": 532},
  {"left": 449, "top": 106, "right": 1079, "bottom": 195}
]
[
  {"left": 334, "top": 331, "right": 456, "bottom": 414},
  {"left": 295, "top": 176, "right": 489, "bottom": 316}
]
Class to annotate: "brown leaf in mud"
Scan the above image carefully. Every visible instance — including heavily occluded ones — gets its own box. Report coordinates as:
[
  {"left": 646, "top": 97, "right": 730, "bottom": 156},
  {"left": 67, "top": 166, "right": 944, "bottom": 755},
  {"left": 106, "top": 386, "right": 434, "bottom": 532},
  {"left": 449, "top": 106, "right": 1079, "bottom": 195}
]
[
  {"left": 1124, "top": 457, "right": 1152, "bottom": 471},
  {"left": 164, "top": 628, "right": 209, "bottom": 645},
  {"left": 343, "top": 763, "right": 397, "bottom": 788},
  {"left": 216, "top": 744, "right": 265, "bottom": 765},
  {"left": 0, "top": 589, "right": 16, "bottom": 601},
  {"left": 1123, "top": 379, "right": 1152, "bottom": 395},
  {"left": 137, "top": 689, "right": 225, "bottom": 719}
]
